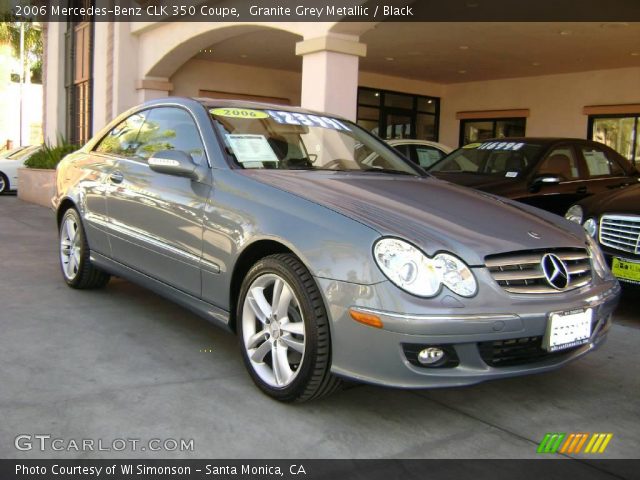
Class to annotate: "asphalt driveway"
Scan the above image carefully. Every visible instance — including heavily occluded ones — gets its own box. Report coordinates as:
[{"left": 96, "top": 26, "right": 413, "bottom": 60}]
[{"left": 1, "top": 197, "right": 638, "bottom": 462}]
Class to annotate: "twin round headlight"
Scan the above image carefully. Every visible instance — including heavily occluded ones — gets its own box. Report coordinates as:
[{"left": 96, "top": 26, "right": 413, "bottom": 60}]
[
  {"left": 374, "top": 238, "right": 477, "bottom": 298},
  {"left": 565, "top": 205, "right": 598, "bottom": 238}
]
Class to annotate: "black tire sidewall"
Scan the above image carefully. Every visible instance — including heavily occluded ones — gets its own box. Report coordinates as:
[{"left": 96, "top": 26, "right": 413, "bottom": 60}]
[{"left": 237, "top": 255, "right": 325, "bottom": 402}]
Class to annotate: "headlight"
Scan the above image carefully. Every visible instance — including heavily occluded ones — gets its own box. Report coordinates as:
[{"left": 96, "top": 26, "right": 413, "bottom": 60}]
[
  {"left": 373, "top": 238, "right": 477, "bottom": 298},
  {"left": 565, "top": 205, "right": 583, "bottom": 224},
  {"left": 583, "top": 217, "right": 598, "bottom": 238},
  {"left": 586, "top": 235, "right": 609, "bottom": 279}
]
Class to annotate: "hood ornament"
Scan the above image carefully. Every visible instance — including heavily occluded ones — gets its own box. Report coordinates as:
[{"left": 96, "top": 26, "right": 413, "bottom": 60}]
[{"left": 528, "top": 231, "right": 541, "bottom": 239}]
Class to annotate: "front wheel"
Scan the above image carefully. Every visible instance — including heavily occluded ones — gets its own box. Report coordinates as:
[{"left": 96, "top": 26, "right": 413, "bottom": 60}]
[
  {"left": 0, "top": 173, "right": 8, "bottom": 193},
  {"left": 59, "top": 208, "right": 110, "bottom": 289},
  {"left": 237, "top": 254, "right": 341, "bottom": 402}
]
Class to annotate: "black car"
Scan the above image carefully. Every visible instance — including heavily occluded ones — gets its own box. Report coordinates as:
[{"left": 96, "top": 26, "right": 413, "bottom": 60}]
[
  {"left": 566, "top": 183, "right": 640, "bottom": 287},
  {"left": 428, "top": 138, "right": 639, "bottom": 215}
]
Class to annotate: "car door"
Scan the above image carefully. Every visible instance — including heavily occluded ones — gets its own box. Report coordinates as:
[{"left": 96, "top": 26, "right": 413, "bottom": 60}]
[
  {"left": 577, "top": 143, "right": 637, "bottom": 195},
  {"left": 522, "top": 144, "right": 587, "bottom": 215},
  {"left": 104, "top": 106, "right": 212, "bottom": 297}
]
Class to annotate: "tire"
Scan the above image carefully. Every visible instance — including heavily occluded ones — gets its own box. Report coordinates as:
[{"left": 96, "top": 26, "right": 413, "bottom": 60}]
[
  {"left": 237, "top": 253, "right": 342, "bottom": 402},
  {"left": 0, "top": 173, "right": 8, "bottom": 193},
  {"left": 59, "top": 208, "right": 110, "bottom": 289}
]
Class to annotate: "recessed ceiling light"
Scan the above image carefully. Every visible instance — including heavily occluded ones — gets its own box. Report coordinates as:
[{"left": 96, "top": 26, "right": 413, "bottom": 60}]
[
  {"left": 559, "top": 30, "right": 572, "bottom": 36},
  {"left": 385, "top": 57, "right": 395, "bottom": 61},
  {"left": 458, "top": 69, "right": 467, "bottom": 74},
  {"left": 631, "top": 52, "right": 640, "bottom": 56},
  {"left": 531, "top": 62, "right": 541, "bottom": 66},
  {"left": 240, "top": 54, "right": 248, "bottom": 58},
  {"left": 374, "top": 92, "right": 380, "bottom": 97},
  {"left": 459, "top": 45, "right": 469, "bottom": 50}
]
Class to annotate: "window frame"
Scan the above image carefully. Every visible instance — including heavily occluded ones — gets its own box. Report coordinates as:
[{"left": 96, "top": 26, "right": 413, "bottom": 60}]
[
  {"left": 459, "top": 117, "right": 527, "bottom": 147},
  {"left": 356, "top": 87, "right": 440, "bottom": 142},
  {"left": 587, "top": 113, "right": 639, "bottom": 167}
]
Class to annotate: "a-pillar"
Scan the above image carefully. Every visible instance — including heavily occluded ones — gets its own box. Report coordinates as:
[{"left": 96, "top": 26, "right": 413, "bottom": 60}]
[{"left": 295, "top": 35, "right": 366, "bottom": 121}]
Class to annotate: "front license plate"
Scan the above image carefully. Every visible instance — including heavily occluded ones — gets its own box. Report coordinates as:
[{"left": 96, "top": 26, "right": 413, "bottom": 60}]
[
  {"left": 612, "top": 257, "right": 640, "bottom": 282},
  {"left": 543, "top": 308, "right": 592, "bottom": 352}
]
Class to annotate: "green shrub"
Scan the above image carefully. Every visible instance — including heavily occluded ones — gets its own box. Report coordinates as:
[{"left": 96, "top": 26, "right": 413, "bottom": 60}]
[{"left": 24, "top": 137, "right": 80, "bottom": 170}]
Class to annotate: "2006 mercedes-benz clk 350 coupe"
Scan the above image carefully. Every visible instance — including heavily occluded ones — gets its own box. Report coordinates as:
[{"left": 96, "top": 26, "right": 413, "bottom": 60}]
[{"left": 53, "top": 98, "right": 620, "bottom": 402}]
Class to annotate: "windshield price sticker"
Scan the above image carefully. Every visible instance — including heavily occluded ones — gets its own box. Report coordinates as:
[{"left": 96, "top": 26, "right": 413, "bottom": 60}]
[
  {"left": 225, "top": 134, "right": 279, "bottom": 164},
  {"left": 505, "top": 171, "right": 519, "bottom": 177},
  {"left": 478, "top": 141, "right": 525, "bottom": 151},
  {"left": 266, "top": 110, "right": 351, "bottom": 131},
  {"left": 462, "top": 142, "right": 483, "bottom": 149},
  {"left": 211, "top": 108, "right": 269, "bottom": 119}
]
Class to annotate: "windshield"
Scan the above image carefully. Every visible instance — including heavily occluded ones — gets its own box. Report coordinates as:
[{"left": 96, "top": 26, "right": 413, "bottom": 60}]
[
  {"left": 210, "top": 108, "right": 422, "bottom": 175},
  {"left": 6, "top": 146, "right": 39, "bottom": 161},
  {"left": 429, "top": 141, "right": 543, "bottom": 177}
]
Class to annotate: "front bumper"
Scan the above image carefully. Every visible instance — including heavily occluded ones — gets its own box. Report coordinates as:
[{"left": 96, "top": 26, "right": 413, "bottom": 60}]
[{"left": 319, "top": 276, "right": 620, "bottom": 388}]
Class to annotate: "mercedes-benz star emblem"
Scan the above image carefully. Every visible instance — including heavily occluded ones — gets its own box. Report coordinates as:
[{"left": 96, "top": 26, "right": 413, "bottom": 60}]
[{"left": 541, "top": 253, "right": 570, "bottom": 290}]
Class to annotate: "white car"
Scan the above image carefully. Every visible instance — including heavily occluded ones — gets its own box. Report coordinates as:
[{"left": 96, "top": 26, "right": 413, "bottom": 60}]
[
  {"left": 0, "top": 146, "right": 40, "bottom": 193},
  {"left": 387, "top": 139, "right": 452, "bottom": 169}
]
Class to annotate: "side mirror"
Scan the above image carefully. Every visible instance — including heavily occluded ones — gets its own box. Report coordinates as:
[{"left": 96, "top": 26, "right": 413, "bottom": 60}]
[
  {"left": 533, "top": 174, "right": 562, "bottom": 185},
  {"left": 148, "top": 150, "right": 199, "bottom": 180}
]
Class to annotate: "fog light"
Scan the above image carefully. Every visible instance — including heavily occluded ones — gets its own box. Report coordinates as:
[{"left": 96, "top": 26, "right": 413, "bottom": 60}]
[{"left": 418, "top": 347, "right": 445, "bottom": 365}]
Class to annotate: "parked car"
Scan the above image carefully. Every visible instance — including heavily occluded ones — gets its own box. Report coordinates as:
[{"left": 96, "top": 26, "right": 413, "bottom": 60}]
[
  {"left": 53, "top": 98, "right": 620, "bottom": 402},
  {"left": 566, "top": 183, "right": 640, "bottom": 287},
  {"left": 0, "top": 145, "right": 41, "bottom": 193},
  {"left": 387, "top": 139, "right": 452, "bottom": 169},
  {"left": 428, "top": 138, "right": 639, "bottom": 215}
]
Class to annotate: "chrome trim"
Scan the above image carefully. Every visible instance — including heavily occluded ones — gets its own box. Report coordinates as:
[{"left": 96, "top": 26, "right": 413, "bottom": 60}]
[
  {"left": 485, "top": 248, "right": 592, "bottom": 294},
  {"left": 85, "top": 216, "right": 221, "bottom": 273},
  {"left": 351, "top": 307, "right": 516, "bottom": 322},
  {"left": 599, "top": 214, "right": 640, "bottom": 255}
]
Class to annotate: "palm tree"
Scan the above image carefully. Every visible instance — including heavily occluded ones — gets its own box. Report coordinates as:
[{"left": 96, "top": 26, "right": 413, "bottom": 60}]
[{"left": 0, "top": 14, "right": 43, "bottom": 83}]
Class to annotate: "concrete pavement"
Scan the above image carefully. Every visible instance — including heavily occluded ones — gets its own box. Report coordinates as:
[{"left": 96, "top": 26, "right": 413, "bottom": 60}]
[{"left": 1, "top": 196, "right": 638, "bottom": 462}]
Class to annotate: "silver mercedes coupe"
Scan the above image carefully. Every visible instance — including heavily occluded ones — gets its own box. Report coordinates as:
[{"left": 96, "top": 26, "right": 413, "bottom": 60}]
[{"left": 52, "top": 97, "right": 620, "bottom": 402}]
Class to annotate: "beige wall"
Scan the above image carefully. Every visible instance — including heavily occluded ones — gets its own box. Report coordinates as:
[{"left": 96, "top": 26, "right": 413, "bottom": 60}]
[
  {"left": 145, "top": 57, "right": 640, "bottom": 152},
  {"left": 440, "top": 67, "right": 640, "bottom": 148},
  {"left": 170, "top": 59, "right": 302, "bottom": 105}
]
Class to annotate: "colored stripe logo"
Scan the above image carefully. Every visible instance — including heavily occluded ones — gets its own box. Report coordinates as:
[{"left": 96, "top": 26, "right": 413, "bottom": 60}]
[{"left": 537, "top": 433, "right": 613, "bottom": 454}]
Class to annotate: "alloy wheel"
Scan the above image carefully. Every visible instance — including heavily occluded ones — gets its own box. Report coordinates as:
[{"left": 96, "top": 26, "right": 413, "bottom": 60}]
[
  {"left": 60, "top": 216, "right": 81, "bottom": 281},
  {"left": 241, "top": 273, "right": 306, "bottom": 388}
]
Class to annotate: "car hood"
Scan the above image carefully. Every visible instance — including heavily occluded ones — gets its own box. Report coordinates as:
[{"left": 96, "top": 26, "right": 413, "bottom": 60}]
[
  {"left": 242, "top": 170, "right": 584, "bottom": 266},
  {"left": 583, "top": 183, "right": 640, "bottom": 216}
]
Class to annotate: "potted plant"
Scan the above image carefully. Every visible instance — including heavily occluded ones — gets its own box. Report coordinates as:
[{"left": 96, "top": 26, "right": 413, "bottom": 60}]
[{"left": 18, "top": 137, "right": 79, "bottom": 207}]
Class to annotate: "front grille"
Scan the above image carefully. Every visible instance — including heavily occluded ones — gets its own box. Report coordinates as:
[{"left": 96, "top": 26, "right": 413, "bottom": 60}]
[
  {"left": 485, "top": 248, "right": 592, "bottom": 294},
  {"left": 600, "top": 214, "right": 640, "bottom": 255},
  {"left": 478, "top": 336, "right": 581, "bottom": 368}
]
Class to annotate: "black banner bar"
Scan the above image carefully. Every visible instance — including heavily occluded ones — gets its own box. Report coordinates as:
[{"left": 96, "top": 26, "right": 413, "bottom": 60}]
[
  {"left": 2, "top": 0, "right": 640, "bottom": 22},
  {"left": 1, "top": 459, "right": 639, "bottom": 480}
]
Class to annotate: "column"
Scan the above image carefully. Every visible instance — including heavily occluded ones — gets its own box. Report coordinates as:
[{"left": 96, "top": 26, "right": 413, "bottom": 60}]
[{"left": 296, "top": 36, "right": 366, "bottom": 121}]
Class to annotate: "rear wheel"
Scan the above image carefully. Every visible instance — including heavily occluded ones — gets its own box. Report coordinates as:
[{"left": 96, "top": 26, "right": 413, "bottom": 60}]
[
  {"left": 0, "top": 173, "right": 8, "bottom": 193},
  {"left": 237, "top": 254, "right": 341, "bottom": 402},
  {"left": 59, "top": 208, "right": 110, "bottom": 289}
]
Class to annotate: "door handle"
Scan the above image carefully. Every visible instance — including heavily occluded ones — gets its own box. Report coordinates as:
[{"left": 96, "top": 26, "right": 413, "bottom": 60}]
[
  {"left": 576, "top": 186, "right": 587, "bottom": 194},
  {"left": 109, "top": 171, "right": 124, "bottom": 184}
]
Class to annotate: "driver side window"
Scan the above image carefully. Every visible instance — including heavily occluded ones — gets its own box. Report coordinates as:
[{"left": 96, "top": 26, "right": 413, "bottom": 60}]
[
  {"left": 537, "top": 147, "right": 580, "bottom": 180},
  {"left": 135, "top": 107, "right": 206, "bottom": 165}
]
